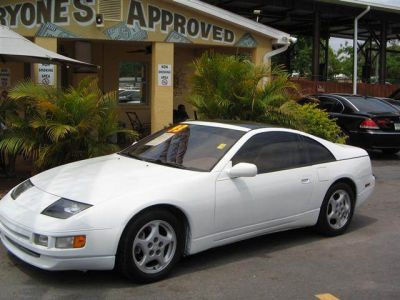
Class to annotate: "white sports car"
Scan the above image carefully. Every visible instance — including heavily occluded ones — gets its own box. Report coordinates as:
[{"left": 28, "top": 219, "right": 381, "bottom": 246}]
[{"left": 0, "top": 121, "right": 375, "bottom": 282}]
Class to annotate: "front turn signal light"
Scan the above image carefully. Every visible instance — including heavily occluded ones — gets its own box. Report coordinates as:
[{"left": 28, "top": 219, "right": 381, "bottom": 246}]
[
  {"left": 73, "top": 235, "right": 86, "bottom": 248},
  {"left": 55, "top": 235, "right": 86, "bottom": 249}
]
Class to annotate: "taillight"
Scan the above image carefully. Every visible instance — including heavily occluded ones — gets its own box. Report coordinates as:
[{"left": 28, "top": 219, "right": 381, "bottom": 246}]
[
  {"left": 360, "top": 119, "right": 379, "bottom": 129},
  {"left": 377, "top": 120, "right": 391, "bottom": 124}
]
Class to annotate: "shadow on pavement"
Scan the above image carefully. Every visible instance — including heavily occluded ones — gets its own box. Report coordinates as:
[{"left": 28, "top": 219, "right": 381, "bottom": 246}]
[
  {"left": 7, "top": 213, "right": 376, "bottom": 287},
  {"left": 368, "top": 150, "right": 400, "bottom": 161},
  {"left": 174, "top": 213, "right": 377, "bottom": 277}
]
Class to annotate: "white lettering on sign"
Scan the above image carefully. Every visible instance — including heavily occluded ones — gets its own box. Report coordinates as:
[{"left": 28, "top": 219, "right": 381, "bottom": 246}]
[
  {"left": 37, "top": 64, "right": 55, "bottom": 86},
  {"left": 0, "top": 68, "right": 11, "bottom": 88},
  {"left": 158, "top": 64, "right": 172, "bottom": 87}
]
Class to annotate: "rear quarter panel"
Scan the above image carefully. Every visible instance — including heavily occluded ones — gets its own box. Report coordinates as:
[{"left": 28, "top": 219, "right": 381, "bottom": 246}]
[{"left": 310, "top": 155, "right": 374, "bottom": 211}]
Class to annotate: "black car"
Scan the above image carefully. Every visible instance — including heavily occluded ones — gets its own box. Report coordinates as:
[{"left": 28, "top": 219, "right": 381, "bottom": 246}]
[
  {"left": 298, "top": 93, "right": 400, "bottom": 154},
  {"left": 380, "top": 97, "right": 400, "bottom": 110},
  {"left": 389, "top": 88, "right": 400, "bottom": 101}
]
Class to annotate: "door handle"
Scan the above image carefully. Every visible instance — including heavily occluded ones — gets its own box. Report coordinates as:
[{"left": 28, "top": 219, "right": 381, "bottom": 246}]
[{"left": 301, "top": 178, "right": 311, "bottom": 184}]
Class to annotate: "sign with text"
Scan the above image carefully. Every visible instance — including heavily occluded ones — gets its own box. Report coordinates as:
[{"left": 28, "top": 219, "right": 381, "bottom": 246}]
[
  {"left": 158, "top": 64, "right": 172, "bottom": 86},
  {"left": 0, "top": 0, "right": 259, "bottom": 47},
  {"left": 37, "top": 64, "right": 55, "bottom": 86}
]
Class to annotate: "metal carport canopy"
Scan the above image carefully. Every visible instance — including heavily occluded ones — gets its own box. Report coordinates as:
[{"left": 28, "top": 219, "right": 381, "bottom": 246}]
[{"left": 203, "top": 0, "right": 400, "bottom": 40}]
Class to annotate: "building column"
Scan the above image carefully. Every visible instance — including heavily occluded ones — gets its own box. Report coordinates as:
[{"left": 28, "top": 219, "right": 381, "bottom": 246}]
[
  {"left": 151, "top": 42, "right": 174, "bottom": 133},
  {"left": 312, "top": 10, "right": 321, "bottom": 81},
  {"left": 33, "top": 37, "right": 58, "bottom": 87},
  {"left": 323, "top": 35, "right": 329, "bottom": 81},
  {"left": 379, "top": 21, "right": 387, "bottom": 84}
]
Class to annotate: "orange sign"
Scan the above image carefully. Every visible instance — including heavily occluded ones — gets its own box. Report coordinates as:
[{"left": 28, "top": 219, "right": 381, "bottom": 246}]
[{"left": 167, "top": 124, "right": 188, "bottom": 133}]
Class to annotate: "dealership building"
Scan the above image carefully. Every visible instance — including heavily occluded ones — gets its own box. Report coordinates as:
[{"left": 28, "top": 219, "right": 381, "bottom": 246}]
[{"left": 0, "top": 0, "right": 291, "bottom": 133}]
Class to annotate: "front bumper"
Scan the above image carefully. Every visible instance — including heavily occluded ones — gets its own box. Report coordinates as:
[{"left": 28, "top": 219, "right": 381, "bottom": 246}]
[
  {"left": 349, "top": 131, "right": 400, "bottom": 150},
  {"left": 0, "top": 193, "right": 117, "bottom": 271}
]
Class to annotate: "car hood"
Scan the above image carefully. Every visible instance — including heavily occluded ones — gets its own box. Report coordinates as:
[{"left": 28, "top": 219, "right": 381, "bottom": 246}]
[{"left": 30, "top": 154, "right": 196, "bottom": 205}]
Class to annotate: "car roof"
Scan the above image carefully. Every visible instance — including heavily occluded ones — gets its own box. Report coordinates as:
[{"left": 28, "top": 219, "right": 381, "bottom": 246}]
[
  {"left": 318, "top": 93, "right": 378, "bottom": 99},
  {"left": 183, "top": 120, "right": 276, "bottom": 131}
]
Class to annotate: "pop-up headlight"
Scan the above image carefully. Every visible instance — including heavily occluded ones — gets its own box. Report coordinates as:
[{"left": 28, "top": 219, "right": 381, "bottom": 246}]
[
  {"left": 11, "top": 179, "right": 34, "bottom": 200},
  {"left": 41, "top": 198, "right": 92, "bottom": 219}
]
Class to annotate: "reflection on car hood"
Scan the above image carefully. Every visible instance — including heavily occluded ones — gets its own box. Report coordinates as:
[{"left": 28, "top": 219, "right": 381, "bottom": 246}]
[{"left": 30, "top": 154, "right": 193, "bottom": 205}]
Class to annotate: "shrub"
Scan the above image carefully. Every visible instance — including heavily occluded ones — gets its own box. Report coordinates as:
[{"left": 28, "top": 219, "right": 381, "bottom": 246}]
[
  {"left": 281, "top": 102, "right": 347, "bottom": 144},
  {"left": 188, "top": 52, "right": 297, "bottom": 121}
]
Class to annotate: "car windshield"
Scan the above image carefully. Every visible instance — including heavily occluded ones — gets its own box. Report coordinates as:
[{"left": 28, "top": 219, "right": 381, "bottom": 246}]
[
  {"left": 346, "top": 96, "right": 399, "bottom": 113},
  {"left": 119, "top": 124, "right": 245, "bottom": 172}
]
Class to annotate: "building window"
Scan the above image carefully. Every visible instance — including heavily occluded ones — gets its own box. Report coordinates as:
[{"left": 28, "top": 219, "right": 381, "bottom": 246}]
[{"left": 118, "top": 61, "right": 147, "bottom": 105}]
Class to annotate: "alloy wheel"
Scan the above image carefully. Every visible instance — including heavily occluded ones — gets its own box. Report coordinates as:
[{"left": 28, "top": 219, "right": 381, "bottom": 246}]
[
  {"left": 132, "top": 220, "right": 177, "bottom": 274},
  {"left": 326, "top": 189, "right": 352, "bottom": 230}
]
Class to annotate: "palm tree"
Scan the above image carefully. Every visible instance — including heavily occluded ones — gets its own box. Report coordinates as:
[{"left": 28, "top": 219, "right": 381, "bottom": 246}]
[
  {"left": 188, "top": 52, "right": 298, "bottom": 122},
  {"left": 0, "top": 96, "right": 18, "bottom": 175},
  {"left": 0, "top": 77, "right": 137, "bottom": 171}
]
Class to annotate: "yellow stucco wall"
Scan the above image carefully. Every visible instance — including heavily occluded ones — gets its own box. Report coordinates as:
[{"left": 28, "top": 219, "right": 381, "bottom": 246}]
[{"left": 150, "top": 42, "right": 174, "bottom": 132}]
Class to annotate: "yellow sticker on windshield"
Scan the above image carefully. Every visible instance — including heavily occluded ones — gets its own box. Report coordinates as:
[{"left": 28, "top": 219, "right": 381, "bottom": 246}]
[
  {"left": 217, "top": 143, "right": 227, "bottom": 150},
  {"left": 167, "top": 124, "right": 188, "bottom": 133}
]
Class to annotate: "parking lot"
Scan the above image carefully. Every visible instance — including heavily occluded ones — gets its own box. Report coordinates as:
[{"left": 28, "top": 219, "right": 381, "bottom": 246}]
[{"left": 0, "top": 153, "right": 399, "bottom": 300}]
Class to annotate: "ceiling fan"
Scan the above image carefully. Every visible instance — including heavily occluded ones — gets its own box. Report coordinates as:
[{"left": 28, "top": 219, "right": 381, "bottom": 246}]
[{"left": 127, "top": 45, "right": 152, "bottom": 54}]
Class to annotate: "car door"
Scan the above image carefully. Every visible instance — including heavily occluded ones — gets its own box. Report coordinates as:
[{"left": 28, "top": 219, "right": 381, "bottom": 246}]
[{"left": 214, "top": 131, "right": 316, "bottom": 240}]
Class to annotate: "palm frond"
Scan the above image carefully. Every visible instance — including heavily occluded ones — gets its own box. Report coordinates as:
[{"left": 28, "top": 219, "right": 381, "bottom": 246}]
[{"left": 2, "top": 78, "right": 134, "bottom": 171}]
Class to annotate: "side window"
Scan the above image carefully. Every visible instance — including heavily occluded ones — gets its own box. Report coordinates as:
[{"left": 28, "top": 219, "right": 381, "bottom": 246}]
[
  {"left": 318, "top": 97, "right": 344, "bottom": 113},
  {"left": 232, "top": 132, "right": 306, "bottom": 174},
  {"left": 342, "top": 104, "right": 353, "bottom": 114},
  {"left": 317, "top": 97, "right": 335, "bottom": 111},
  {"left": 301, "top": 136, "right": 336, "bottom": 165}
]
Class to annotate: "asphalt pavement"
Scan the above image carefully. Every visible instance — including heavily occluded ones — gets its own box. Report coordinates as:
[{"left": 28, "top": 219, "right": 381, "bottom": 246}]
[{"left": 0, "top": 152, "right": 399, "bottom": 300}]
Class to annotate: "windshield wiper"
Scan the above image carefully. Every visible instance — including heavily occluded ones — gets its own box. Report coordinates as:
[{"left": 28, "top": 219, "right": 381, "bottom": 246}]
[
  {"left": 145, "top": 159, "right": 187, "bottom": 169},
  {"left": 162, "top": 161, "right": 187, "bottom": 169},
  {"left": 120, "top": 153, "right": 187, "bottom": 169},
  {"left": 119, "top": 152, "right": 146, "bottom": 161}
]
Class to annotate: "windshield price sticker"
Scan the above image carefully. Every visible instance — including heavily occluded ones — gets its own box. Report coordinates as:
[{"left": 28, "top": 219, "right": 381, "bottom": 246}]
[
  {"left": 217, "top": 143, "right": 227, "bottom": 150},
  {"left": 167, "top": 124, "right": 188, "bottom": 133}
]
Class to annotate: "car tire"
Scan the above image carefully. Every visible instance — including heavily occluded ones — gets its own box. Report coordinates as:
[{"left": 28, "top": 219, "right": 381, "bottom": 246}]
[
  {"left": 315, "top": 182, "right": 355, "bottom": 236},
  {"left": 382, "top": 148, "right": 399, "bottom": 155},
  {"left": 116, "top": 209, "right": 184, "bottom": 283}
]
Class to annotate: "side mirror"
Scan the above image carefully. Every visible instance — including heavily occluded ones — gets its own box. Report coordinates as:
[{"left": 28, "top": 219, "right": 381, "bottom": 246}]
[{"left": 227, "top": 163, "right": 257, "bottom": 178}]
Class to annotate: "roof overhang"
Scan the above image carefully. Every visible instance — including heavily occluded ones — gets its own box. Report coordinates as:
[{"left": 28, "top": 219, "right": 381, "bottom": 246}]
[
  {"left": 320, "top": 0, "right": 400, "bottom": 12},
  {"left": 0, "top": 26, "right": 97, "bottom": 68},
  {"left": 172, "top": 0, "right": 292, "bottom": 45}
]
